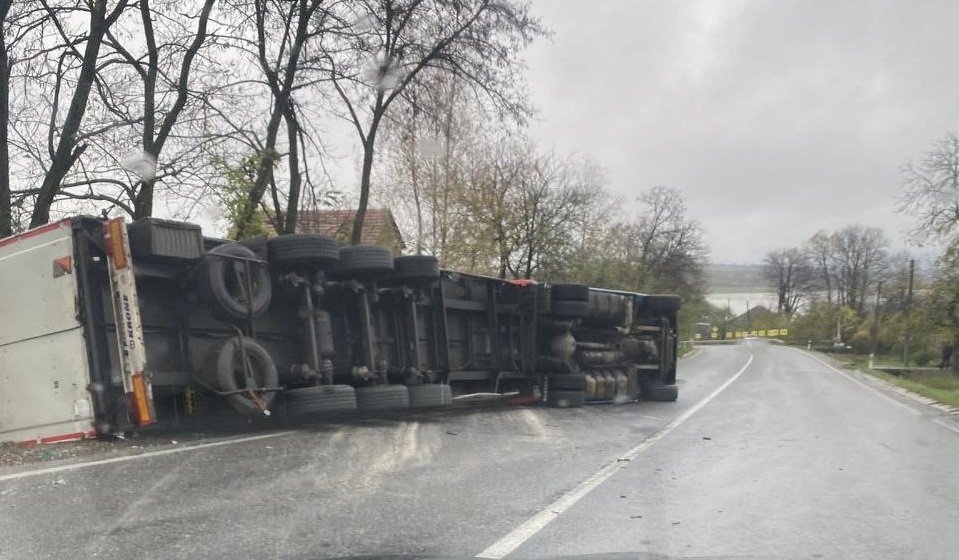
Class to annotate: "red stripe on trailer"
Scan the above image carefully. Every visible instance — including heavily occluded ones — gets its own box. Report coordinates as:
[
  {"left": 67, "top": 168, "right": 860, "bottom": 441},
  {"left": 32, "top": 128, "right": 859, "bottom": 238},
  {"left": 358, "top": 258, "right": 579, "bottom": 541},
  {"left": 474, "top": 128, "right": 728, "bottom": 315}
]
[
  {"left": 0, "top": 219, "right": 70, "bottom": 249},
  {"left": 20, "top": 431, "right": 92, "bottom": 446}
]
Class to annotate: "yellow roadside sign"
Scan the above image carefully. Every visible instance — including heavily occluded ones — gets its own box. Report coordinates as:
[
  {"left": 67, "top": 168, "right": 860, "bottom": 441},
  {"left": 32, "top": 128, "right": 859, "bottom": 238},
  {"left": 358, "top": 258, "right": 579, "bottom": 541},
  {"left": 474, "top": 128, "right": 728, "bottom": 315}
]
[
  {"left": 758, "top": 330, "right": 766, "bottom": 337},
  {"left": 735, "top": 331, "right": 742, "bottom": 338},
  {"left": 695, "top": 333, "right": 702, "bottom": 340},
  {"left": 780, "top": 328, "right": 789, "bottom": 336},
  {"left": 710, "top": 332, "right": 718, "bottom": 339},
  {"left": 769, "top": 329, "right": 779, "bottom": 337}
]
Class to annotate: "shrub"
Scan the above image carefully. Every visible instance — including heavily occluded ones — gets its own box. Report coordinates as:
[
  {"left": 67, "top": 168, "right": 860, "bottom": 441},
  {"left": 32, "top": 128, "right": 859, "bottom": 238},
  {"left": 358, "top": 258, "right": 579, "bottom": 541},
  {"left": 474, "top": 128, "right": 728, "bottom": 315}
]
[{"left": 912, "top": 351, "right": 931, "bottom": 367}]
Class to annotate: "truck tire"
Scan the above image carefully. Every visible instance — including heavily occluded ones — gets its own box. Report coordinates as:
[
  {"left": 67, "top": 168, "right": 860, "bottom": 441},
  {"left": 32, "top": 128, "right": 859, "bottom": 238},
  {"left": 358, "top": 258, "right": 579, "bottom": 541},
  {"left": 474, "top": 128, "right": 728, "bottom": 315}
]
[
  {"left": 285, "top": 385, "right": 356, "bottom": 420},
  {"left": 549, "top": 373, "right": 587, "bottom": 391},
  {"left": 333, "top": 245, "right": 395, "bottom": 279},
  {"left": 392, "top": 255, "right": 440, "bottom": 282},
  {"left": 204, "top": 336, "right": 278, "bottom": 416},
  {"left": 197, "top": 243, "right": 272, "bottom": 321},
  {"left": 549, "top": 300, "right": 589, "bottom": 318},
  {"left": 643, "top": 383, "right": 679, "bottom": 402},
  {"left": 356, "top": 385, "right": 410, "bottom": 411},
  {"left": 267, "top": 234, "right": 339, "bottom": 269},
  {"left": 551, "top": 283, "right": 589, "bottom": 302},
  {"left": 409, "top": 384, "right": 452, "bottom": 408},
  {"left": 547, "top": 390, "right": 586, "bottom": 408}
]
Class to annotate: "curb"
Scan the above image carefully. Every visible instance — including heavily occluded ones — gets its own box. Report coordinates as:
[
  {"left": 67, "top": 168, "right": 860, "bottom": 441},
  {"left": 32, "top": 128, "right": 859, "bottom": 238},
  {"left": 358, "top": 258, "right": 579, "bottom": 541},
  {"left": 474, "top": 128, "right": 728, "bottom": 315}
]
[
  {"left": 857, "top": 370, "right": 959, "bottom": 416},
  {"left": 808, "top": 350, "right": 959, "bottom": 416}
]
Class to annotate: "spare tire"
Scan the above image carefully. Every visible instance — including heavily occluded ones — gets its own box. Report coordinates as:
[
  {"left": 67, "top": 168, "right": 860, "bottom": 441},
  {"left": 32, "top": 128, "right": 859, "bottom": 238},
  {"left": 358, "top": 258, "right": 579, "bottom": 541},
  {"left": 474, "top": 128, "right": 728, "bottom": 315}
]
[
  {"left": 409, "top": 384, "right": 452, "bottom": 408},
  {"left": 332, "top": 245, "right": 395, "bottom": 279},
  {"left": 286, "top": 384, "right": 356, "bottom": 420},
  {"left": 203, "top": 336, "right": 278, "bottom": 416},
  {"left": 392, "top": 255, "right": 440, "bottom": 282},
  {"left": 547, "top": 390, "right": 586, "bottom": 408},
  {"left": 197, "top": 243, "right": 272, "bottom": 321},
  {"left": 356, "top": 385, "right": 410, "bottom": 411},
  {"left": 267, "top": 234, "right": 339, "bottom": 269},
  {"left": 551, "top": 283, "right": 589, "bottom": 302}
]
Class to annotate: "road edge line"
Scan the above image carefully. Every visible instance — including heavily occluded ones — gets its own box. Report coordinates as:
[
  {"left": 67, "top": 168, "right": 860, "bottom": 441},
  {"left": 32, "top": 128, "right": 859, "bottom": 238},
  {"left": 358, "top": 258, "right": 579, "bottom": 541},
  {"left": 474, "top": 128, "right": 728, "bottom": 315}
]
[
  {"left": 0, "top": 430, "right": 295, "bottom": 483},
  {"left": 786, "top": 347, "right": 920, "bottom": 416},
  {"left": 475, "top": 353, "right": 755, "bottom": 560}
]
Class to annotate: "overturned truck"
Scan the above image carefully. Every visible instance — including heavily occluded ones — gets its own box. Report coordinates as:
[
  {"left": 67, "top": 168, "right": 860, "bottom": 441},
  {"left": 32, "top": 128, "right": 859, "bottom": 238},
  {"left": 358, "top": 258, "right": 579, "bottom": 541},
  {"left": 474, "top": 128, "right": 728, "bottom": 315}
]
[{"left": 0, "top": 217, "right": 681, "bottom": 443}]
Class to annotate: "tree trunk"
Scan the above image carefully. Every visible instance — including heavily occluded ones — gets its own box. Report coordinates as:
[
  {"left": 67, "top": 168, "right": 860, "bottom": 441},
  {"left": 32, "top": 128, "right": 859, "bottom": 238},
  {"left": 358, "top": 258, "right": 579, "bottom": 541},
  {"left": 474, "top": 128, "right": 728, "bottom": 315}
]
[
  {"left": 0, "top": 6, "right": 10, "bottom": 238},
  {"left": 282, "top": 106, "right": 301, "bottom": 234},
  {"left": 234, "top": 104, "right": 284, "bottom": 239},
  {"left": 352, "top": 94, "right": 384, "bottom": 246}
]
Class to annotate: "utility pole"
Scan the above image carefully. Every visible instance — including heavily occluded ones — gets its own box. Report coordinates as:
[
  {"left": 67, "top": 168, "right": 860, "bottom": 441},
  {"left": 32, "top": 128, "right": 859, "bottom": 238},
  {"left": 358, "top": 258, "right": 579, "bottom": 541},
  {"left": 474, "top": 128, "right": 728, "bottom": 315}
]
[
  {"left": 903, "top": 259, "right": 915, "bottom": 365},
  {"left": 725, "top": 298, "right": 731, "bottom": 339},
  {"left": 872, "top": 280, "right": 883, "bottom": 356}
]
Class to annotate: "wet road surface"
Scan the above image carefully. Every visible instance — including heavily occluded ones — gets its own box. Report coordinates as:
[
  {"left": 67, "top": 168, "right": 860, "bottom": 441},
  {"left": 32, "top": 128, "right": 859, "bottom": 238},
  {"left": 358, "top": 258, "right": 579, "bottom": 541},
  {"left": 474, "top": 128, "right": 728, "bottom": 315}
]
[{"left": 2, "top": 342, "right": 958, "bottom": 560}]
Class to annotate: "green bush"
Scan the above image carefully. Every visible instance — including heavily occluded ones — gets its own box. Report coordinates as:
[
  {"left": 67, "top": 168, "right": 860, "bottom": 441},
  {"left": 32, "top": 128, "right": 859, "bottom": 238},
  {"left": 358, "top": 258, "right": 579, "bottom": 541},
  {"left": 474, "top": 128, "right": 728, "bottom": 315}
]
[{"left": 912, "top": 351, "right": 931, "bottom": 367}]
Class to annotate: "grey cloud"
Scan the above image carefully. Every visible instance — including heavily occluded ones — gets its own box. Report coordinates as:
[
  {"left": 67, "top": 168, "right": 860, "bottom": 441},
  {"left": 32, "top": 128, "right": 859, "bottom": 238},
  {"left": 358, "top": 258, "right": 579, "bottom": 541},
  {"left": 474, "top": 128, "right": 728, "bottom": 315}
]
[{"left": 524, "top": 0, "right": 959, "bottom": 262}]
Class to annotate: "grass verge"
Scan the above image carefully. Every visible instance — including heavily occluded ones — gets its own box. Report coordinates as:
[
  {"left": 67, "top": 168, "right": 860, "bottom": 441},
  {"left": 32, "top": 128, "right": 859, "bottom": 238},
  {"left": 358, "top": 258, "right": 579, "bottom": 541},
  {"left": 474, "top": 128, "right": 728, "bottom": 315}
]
[{"left": 834, "top": 353, "right": 959, "bottom": 409}]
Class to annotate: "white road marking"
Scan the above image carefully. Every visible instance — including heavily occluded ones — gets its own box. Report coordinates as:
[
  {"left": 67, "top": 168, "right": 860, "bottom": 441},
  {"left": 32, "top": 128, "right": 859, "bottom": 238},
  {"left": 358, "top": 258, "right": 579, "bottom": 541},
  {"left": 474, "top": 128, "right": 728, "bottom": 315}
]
[
  {"left": 0, "top": 430, "right": 295, "bottom": 483},
  {"left": 788, "top": 348, "right": 921, "bottom": 417},
  {"left": 933, "top": 418, "right": 959, "bottom": 435},
  {"left": 475, "top": 353, "right": 755, "bottom": 559}
]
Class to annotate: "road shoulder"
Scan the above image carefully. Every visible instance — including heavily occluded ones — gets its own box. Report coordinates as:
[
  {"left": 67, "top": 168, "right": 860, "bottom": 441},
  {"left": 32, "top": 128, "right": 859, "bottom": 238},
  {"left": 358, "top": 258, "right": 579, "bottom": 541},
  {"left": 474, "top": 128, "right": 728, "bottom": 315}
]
[{"left": 805, "top": 348, "right": 959, "bottom": 417}]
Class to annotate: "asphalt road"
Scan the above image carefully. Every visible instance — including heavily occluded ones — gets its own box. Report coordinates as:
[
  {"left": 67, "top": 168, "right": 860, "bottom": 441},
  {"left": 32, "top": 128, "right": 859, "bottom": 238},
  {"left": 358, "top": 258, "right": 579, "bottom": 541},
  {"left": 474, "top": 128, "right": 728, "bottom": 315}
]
[{"left": 2, "top": 342, "right": 959, "bottom": 560}]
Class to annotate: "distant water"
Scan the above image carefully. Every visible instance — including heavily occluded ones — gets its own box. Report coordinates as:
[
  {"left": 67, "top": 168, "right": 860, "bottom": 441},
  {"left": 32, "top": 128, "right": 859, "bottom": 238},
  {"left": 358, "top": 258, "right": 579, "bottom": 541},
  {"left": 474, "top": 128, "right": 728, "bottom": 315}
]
[{"left": 706, "top": 292, "right": 778, "bottom": 315}]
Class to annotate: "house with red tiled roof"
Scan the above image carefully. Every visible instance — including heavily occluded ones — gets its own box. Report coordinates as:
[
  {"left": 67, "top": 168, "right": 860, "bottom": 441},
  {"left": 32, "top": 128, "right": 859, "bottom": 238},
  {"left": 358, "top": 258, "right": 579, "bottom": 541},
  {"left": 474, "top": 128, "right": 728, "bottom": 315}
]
[{"left": 296, "top": 208, "right": 405, "bottom": 255}]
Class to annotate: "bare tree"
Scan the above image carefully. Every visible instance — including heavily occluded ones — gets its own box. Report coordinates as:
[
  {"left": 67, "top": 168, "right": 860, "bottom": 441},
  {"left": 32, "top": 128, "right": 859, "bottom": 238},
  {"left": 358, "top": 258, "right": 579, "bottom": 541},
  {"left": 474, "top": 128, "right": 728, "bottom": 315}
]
[
  {"left": 899, "top": 131, "right": 959, "bottom": 245},
  {"left": 323, "top": 0, "right": 544, "bottom": 245},
  {"left": 0, "top": 0, "right": 23, "bottom": 235},
  {"left": 228, "top": 0, "right": 343, "bottom": 239},
  {"left": 764, "top": 247, "right": 812, "bottom": 314},
  {"left": 29, "top": 0, "right": 131, "bottom": 227},
  {"left": 804, "top": 230, "right": 836, "bottom": 303},
  {"left": 630, "top": 186, "right": 707, "bottom": 297},
  {"left": 95, "top": 0, "right": 218, "bottom": 219},
  {"left": 376, "top": 74, "right": 474, "bottom": 257},
  {"left": 832, "top": 225, "right": 888, "bottom": 315},
  {"left": 503, "top": 151, "right": 601, "bottom": 279}
]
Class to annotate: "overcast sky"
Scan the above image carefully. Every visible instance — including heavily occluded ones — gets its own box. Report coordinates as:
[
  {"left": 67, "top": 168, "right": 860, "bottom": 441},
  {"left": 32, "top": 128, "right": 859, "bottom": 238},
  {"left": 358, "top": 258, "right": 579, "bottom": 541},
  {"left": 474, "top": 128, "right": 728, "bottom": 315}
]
[{"left": 521, "top": 0, "right": 959, "bottom": 264}]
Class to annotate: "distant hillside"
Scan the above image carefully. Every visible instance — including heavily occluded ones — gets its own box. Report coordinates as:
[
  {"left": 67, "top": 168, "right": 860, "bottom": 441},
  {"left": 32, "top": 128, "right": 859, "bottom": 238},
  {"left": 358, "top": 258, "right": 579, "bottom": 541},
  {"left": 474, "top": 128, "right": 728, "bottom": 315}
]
[{"left": 706, "top": 263, "right": 769, "bottom": 294}]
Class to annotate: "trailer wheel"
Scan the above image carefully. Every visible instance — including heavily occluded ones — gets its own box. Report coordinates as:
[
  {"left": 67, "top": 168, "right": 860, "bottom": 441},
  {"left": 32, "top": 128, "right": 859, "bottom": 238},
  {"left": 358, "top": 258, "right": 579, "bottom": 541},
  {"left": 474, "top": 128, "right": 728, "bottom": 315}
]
[
  {"left": 547, "top": 390, "right": 586, "bottom": 408},
  {"left": 197, "top": 243, "right": 272, "bottom": 321},
  {"left": 642, "top": 382, "right": 679, "bottom": 402},
  {"left": 204, "top": 336, "right": 278, "bottom": 416},
  {"left": 549, "top": 373, "right": 587, "bottom": 391},
  {"left": 285, "top": 385, "right": 357, "bottom": 420},
  {"left": 267, "top": 234, "right": 339, "bottom": 269},
  {"left": 356, "top": 385, "right": 410, "bottom": 411},
  {"left": 332, "top": 245, "right": 395, "bottom": 279},
  {"left": 549, "top": 300, "right": 589, "bottom": 318},
  {"left": 392, "top": 255, "right": 440, "bottom": 282},
  {"left": 551, "top": 283, "right": 589, "bottom": 302},
  {"left": 408, "top": 384, "right": 452, "bottom": 408}
]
